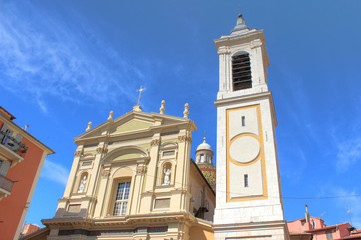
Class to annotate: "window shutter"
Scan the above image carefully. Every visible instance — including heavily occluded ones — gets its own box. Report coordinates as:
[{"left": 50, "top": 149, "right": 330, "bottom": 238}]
[
  {"left": 1, "top": 123, "right": 8, "bottom": 132},
  {"left": 10, "top": 134, "right": 22, "bottom": 152},
  {"left": 5, "top": 130, "right": 14, "bottom": 149},
  {"left": 0, "top": 124, "right": 8, "bottom": 143},
  {"left": 232, "top": 53, "right": 252, "bottom": 91},
  {"left": 0, "top": 160, "right": 11, "bottom": 176}
]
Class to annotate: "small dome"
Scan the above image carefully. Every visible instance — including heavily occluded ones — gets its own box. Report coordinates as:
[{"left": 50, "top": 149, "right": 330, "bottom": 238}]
[{"left": 196, "top": 137, "right": 212, "bottom": 151}]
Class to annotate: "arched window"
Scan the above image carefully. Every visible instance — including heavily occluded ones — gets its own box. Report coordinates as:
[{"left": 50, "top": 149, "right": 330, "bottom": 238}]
[
  {"left": 232, "top": 52, "right": 252, "bottom": 91},
  {"left": 108, "top": 167, "right": 134, "bottom": 217}
]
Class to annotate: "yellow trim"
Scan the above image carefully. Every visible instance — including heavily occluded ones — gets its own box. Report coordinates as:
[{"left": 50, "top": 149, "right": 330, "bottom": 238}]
[
  {"left": 228, "top": 133, "right": 261, "bottom": 166},
  {"left": 226, "top": 104, "right": 268, "bottom": 202}
]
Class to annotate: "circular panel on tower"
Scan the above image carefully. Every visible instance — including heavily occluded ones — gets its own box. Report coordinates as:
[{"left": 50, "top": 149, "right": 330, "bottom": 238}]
[{"left": 229, "top": 136, "right": 260, "bottom": 163}]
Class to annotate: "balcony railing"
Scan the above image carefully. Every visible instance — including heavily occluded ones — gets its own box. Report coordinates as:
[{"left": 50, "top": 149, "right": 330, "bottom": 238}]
[
  {"left": 0, "top": 131, "right": 28, "bottom": 158},
  {"left": 0, "top": 175, "right": 14, "bottom": 193}
]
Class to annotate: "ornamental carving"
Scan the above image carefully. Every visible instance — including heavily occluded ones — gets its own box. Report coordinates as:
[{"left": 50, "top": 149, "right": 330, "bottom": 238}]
[
  {"left": 102, "top": 170, "right": 110, "bottom": 177},
  {"left": 178, "top": 135, "right": 192, "bottom": 143},
  {"left": 97, "top": 147, "right": 108, "bottom": 154},
  {"left": 74, "top": 150, "right": 83, "bottom": 157},
  {"left": 136, "top": 166, "right": 147, "bottom": 175},
  {"left": 150, "top": 139, "right": 160, "bottom": 147}
]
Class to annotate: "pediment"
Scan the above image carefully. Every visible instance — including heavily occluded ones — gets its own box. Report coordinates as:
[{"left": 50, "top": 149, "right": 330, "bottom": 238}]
[
  {"left": 74, "top": 110, "right": 197, "bottom": 142},
  {"left": 109, "top": 118, "right": 153, "bottom": 135}
]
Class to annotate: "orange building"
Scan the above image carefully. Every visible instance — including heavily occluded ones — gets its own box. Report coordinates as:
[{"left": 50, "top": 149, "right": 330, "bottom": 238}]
[
  {"left": 21, "top": 223, "right": 42, "bottom": 237},
  {"left": 0, "top": 106, "right": 54, "bottom": 240},
  {"left": 288, "top": 205, "right": 361, "bottom": 240}
]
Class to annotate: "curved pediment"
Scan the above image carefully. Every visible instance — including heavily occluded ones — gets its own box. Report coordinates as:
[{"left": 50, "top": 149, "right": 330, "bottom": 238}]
[
  {"left": 103, "top": 146, "right": 149, "bottom": 163},
  {"left": 160, "top": 142, "right": 178, "bottom": 150}
]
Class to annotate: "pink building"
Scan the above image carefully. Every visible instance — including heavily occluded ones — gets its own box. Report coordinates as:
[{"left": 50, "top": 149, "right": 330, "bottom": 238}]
[{"left": 288, "top": 205, "right": 361, "bottom": 240}]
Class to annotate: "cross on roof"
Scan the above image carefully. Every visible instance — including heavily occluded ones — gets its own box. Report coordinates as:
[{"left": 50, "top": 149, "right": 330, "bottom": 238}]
[{"left": 136, "top": 85, "right": 146, "bottom": 105}]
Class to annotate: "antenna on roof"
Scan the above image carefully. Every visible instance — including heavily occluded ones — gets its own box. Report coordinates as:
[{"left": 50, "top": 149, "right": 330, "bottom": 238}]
[{"left": 347, "top": 206, "right": 353, "bottom": 226}]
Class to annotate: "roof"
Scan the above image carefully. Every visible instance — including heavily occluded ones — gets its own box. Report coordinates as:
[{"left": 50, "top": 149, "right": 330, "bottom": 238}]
[
  {"left": 0, "top": 106, "right": 16, "bottom": 120},
  {"left": 19, "top": 227, "right": 50, "bottom": 240},
  {"left": 337, "top": 232, "right": 361, "bottom": 240},
  {"left": 306, "top": 222, "right": 351, "bottom": 233},
  {"left": 0, "top": 108, "right": 55, "bottom": 154},
  {"left": 196, "top": 137, "right": 213, "bottom": 152},
  {"left": 191, "top": 159, "right": 215, "bottom": 196},
  {"left": 288, "top": 216, "right": 323, "bottom": 223}
]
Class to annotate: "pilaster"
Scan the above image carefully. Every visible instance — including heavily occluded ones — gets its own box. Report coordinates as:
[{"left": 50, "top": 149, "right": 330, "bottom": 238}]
[{"left": 63, "top": 145, "right": 83, "bottom": 198}]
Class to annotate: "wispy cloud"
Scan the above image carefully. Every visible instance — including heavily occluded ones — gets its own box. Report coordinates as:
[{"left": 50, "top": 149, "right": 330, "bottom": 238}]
[
  {"left": 41, "top": 159, "right": 69, "bottom": 186},
  {"left": 335, "top": 138, "right": 361, "bottom": 173},
  {"left": 0, "top": 2, "right": 143, "bottom": 112}
]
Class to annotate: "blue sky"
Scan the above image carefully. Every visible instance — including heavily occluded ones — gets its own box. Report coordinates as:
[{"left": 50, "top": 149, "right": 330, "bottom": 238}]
[{"left": 1, "top": 0, "right": 361, "bottom": 229}]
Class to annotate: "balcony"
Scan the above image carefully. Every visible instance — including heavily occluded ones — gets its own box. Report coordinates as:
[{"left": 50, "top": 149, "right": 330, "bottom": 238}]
[
  {"left": 0, "top": 175, "right": 14, "bottom": 200},
  {"left": 0, "top": 131, "right": 27, "bottom": 166}
]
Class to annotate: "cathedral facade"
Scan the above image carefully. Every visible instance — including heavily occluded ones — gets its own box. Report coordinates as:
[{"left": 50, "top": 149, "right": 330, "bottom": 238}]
[{"left": 42, "top": 105, "right": 215, "bottom": 240}]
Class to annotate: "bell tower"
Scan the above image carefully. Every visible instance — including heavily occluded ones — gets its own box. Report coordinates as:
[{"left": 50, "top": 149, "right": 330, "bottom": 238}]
[{"left": 213, "top": 14, "right": 289, "bottom": 239}]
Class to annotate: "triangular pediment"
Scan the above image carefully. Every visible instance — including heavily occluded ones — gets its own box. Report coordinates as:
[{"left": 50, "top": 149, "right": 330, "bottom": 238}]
[
  {"left": 109, "top": 118, "right": 153, "bottom": 135},
  {"left": 74, "top": 110, "right": 197, "bottom": 143}
]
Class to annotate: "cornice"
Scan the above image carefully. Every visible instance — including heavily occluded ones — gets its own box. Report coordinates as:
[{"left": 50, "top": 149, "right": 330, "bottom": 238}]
[
  {"left": 214, "top": 29, "right": 265, "bottom": 50},
  {"left": 42, "top": 212, "right": 196, "bottom": 229},
  {"left": 0, "top": 115, "right": 55, "bottom": 154},
  {"left": 213, "top": 220, "right": 287, "bottom": 231}
]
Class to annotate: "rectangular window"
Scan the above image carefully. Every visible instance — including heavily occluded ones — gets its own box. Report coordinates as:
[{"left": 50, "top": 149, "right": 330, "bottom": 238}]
[
  {"left": 232, "top": 53, "right": 252, "bottom": 91},
  {"left": 113, "top": 182, "right": 131, "bottom": 216},
  {"left": 242, "top": 116, "right": 246, "bottom": 126},
  {"left": 162, "top": 150, "right": 175, "bottom": 157},
  {"left": 326, "top": 230, "right": 333, "bottom": 240},
  {"left": 244, "top": 174, "right": 249, "bottom": 187}
]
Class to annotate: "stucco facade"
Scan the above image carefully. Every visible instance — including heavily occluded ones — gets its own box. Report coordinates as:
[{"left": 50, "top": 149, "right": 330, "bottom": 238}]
[
  {"left": 0, "top": 106, "right": 54, "bottom": 240},
  {"left": 41, "top": 104, "right": 215, "bottom": 239}
]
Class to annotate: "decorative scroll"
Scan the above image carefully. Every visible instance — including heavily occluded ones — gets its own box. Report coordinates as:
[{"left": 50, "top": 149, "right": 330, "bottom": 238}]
[
  {"left": 74, "top": 150, "right": 83, "bottom": 157},
  {"left": 102, "top": 170, "right": 110, "bottom": 177},
  {"left": 136, "top": 166, "right": 147, "bottom": 175},
  {"left": 150, "top": 139, "right": 160, "bottom": 147},
  {"left": 96, "top": 146, "right": 108, "bottom": 154},
  {"left": 178, "top": 135, "right": 192, "bottom": 143}
]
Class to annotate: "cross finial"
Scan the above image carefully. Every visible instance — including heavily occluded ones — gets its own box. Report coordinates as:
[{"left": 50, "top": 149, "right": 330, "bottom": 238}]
[{"left": 136, "top": 85, "right": 146, "bottom": 105}]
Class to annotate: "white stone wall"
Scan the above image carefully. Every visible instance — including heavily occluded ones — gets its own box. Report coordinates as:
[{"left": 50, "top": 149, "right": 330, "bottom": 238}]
[{"left": 214, "top": 25, "right": 288, "bottom": 240}]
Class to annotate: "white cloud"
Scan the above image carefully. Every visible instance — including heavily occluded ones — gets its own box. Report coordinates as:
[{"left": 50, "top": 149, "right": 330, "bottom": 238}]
[
  {"left": 0, "top": 2, "right": 143, "bottom": 112},
  {"left": 336, "top": 138, "right": 361, "bottom": 173},
  {"left": 41, "top": 159, "right": 69, "bottom": 186}
]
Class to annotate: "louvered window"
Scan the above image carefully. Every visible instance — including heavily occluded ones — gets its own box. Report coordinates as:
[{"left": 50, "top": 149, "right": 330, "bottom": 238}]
[{"left": 232, "top": 53, "right": 252, "bottom": 91}]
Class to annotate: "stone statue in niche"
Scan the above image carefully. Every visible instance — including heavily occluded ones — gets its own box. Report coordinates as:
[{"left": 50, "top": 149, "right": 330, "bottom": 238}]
[
  {"left": 163, "top": 167, "right": 171, "bottom": 185},
  {"left": 78, "top": 175, "right": 87, "bottom": 193}
]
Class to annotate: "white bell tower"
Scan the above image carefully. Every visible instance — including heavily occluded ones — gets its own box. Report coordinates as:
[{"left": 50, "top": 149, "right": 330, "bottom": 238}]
[{"left": 213, "top": 14, "right": 289, "bottom": 239}]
